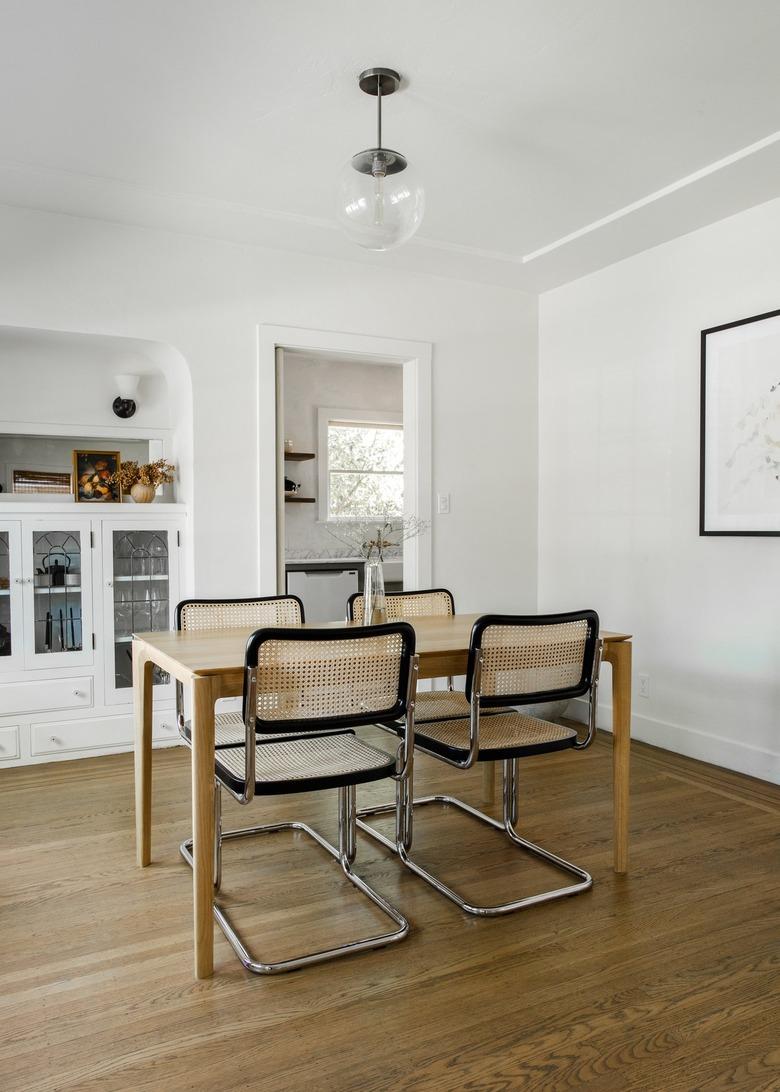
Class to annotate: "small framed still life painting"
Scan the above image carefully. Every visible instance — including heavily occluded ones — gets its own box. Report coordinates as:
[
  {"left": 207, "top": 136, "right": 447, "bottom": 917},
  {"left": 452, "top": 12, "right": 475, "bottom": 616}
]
[
  {"left": 700, "top": 308, "right": 780, "bottom": 535},
  {"left": 72, "top": 450, "right": 121, "bottom": 503}
]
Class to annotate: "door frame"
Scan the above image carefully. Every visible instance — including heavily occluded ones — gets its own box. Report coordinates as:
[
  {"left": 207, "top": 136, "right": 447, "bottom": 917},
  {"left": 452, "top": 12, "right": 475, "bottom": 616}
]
[{"left": 257, "top": 325, "right": 432, "bottom": 594}]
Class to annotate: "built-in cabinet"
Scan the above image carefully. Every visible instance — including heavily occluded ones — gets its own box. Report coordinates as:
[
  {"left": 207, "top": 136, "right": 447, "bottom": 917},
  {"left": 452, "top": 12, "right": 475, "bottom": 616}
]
[{"left": 0, "top": 503, "right": 187, "bottom": 766}]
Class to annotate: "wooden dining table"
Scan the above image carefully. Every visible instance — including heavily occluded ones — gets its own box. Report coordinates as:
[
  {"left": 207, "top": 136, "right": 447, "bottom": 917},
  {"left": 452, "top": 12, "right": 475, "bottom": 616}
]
[{"left": 133, "top": 615, "right": 632, "bottom": 979}]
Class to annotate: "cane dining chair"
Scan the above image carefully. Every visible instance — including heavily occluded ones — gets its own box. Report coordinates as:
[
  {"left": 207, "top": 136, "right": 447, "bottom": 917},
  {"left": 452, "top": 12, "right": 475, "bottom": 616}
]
[
  {"left": 358, "top": 610, "right": 602, "bottom": 916},
  {"left": 180, "top": 622, "right": 419, "bottom": 974},
  {"left": 174, "top": 595, "right": 305, "bottom": 748},
  {"left": 347, "top": 587, "right": 507, "bottom": 723}
]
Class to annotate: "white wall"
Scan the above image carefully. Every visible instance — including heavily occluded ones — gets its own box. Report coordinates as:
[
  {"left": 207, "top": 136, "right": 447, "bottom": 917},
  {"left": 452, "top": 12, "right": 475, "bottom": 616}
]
[
  {"left": 283, "top": 354, "right": 403, "bottom": 559},
  {"left": 539, "top": 195, "right": 780, "bottom": 784},
  {"left": 0, "top": 327, "right": 172, "bottom": 430},
  {"left": 0, "top": 203, "right": 539, "bottom": 612}
]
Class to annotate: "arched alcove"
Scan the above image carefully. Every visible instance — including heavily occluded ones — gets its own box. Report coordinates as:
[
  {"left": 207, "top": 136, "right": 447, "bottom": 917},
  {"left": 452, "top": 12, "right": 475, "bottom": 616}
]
[{"left": 0, "top": 324, "right": 194, "bottom": 584}]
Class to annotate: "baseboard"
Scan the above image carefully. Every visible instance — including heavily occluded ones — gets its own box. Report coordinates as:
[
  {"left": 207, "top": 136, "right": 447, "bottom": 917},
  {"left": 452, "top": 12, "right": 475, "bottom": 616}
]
[{"left": 568, "top": 697, "right": 780, "bottom": 786}]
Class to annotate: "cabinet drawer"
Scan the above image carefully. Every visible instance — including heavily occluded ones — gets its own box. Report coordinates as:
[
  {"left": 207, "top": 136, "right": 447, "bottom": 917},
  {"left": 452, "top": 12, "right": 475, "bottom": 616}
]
[
  {"left": 153, "top": 712, "right": 181, "bottom": 742},
  {"left": 32, "top": 715, "right": 131, "bottom": 756},
  {"left": 32, "top": 711, "right": 179, "bottom": 756},
  {"left": 0, "top": 676, "right": 93, "bottom": 717},
  {"left": 0, "top": 726, "right": 21, "bottom": 761}
]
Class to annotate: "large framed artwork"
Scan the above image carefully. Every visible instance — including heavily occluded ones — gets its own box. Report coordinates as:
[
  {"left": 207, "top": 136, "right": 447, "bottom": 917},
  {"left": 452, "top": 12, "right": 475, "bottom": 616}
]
[{"left": 700, "top": 308, "right": 780, "bottom": 536}]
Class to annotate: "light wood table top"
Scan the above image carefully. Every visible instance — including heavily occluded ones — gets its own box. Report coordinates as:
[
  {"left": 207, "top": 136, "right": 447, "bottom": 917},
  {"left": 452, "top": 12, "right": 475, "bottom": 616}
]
[{"left": 134, "top": 614, "right": 632, "bottom": 681}]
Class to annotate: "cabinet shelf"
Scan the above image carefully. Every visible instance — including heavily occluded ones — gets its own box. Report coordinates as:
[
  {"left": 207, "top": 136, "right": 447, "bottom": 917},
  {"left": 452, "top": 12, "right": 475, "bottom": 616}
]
[
  {"left": 284, "top": 451, "right": 315, "bottom": 461},
  {"left": 113, "top": 574, "right": 169, "bottom": 582},
  {"left": 34, "top": 586, "right": 82, "bottom": 594},
  {"left": 285, "top": 495, "right": 316, "bottom": 503}
]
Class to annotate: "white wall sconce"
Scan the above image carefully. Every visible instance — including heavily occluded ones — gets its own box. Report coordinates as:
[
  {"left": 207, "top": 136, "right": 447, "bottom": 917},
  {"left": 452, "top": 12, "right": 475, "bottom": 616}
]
[{"left": 113, "top": 373, "right": 140, "bottom": 419}]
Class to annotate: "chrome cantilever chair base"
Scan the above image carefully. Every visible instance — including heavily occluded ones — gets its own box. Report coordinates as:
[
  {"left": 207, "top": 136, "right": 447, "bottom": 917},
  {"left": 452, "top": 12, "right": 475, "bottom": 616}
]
[
  {"left": 180, "top": 783, "right": 409, "bottom": 974},
  {"left": 357, "top": 758, "right": 592, "bottom": 917}
]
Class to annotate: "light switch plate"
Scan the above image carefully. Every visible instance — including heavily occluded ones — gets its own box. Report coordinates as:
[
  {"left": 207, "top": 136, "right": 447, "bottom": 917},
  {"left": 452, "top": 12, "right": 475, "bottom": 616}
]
[{"left": 437, "top": 493, "right": 451, "bottom": 515}]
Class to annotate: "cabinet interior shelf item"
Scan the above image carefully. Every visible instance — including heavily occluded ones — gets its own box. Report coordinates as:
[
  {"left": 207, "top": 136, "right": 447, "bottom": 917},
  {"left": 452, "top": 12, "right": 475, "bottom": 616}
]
[
  {"left": 113, "top": 574, "right": 168, "bottom": 582},
  {"left": 284, "top": 495, "right": 316, "bottom": 503},
  {"left": 284, "top": 451, "right": 315, "bottom": 461},
  {"left": 0, "top": 589, "right": 9, "bottom": 597}
]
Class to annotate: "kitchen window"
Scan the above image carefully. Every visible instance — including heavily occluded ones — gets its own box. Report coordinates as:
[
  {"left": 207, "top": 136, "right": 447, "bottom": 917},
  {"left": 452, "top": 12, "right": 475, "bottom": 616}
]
[{"left": 318, "top": 407, "right": 403, "bottom": 520}]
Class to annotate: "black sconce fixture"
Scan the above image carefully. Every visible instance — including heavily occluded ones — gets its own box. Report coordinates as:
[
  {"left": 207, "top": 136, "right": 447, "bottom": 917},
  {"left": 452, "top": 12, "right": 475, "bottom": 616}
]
[{"left": 113, "top": 373, "right": 140, "bottom": 419}]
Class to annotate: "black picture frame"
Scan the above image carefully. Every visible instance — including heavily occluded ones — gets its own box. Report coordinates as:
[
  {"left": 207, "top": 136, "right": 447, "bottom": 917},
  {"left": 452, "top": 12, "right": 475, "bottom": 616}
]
[{"left": 700, "top": 306, "right": 780, "bottom": 537}]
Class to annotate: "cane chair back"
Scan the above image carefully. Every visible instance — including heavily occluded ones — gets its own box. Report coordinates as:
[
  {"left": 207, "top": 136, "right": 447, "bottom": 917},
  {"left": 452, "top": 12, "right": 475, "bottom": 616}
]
[
  {"left": 174, "top": 596, "right": 305, "bottom": 748},
  {"left": 466, "top": 611, "right": 600, "bottom": 709},
  {"left": 176, "top": 595, "right": 304, "bottom": 631},
  {"left": 245, "top": 623, "right": 416, "bottom": 735},
  {"left": 348, "top": 587, "right": 454, "bottom": 624}
]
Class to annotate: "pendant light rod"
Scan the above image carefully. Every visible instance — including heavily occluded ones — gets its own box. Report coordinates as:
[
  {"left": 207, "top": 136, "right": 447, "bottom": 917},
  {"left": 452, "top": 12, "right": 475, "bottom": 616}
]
[{"left": 377, "top": 75, "right": 382, "bottom": 149}]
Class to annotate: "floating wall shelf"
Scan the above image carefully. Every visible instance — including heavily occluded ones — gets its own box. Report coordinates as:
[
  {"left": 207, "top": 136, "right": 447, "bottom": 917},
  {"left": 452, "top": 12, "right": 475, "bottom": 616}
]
[{"left": 284, "top": 451, "right": 316, "bottom": 461}]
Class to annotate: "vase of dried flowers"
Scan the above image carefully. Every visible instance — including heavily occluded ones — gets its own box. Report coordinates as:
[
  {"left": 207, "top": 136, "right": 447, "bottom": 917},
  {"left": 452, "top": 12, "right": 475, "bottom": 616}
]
[
  {"left": 325, "top": 517, "right": 430, "bottom": 626},
  {"left": 130, "top": 482, "right": 157, "bottom": 504},
  {"left": 110, "top": 459, "right": 176, "bottom": 504},
  {"left": 363, "top": 557, "right": 387, "bottom": 624}
]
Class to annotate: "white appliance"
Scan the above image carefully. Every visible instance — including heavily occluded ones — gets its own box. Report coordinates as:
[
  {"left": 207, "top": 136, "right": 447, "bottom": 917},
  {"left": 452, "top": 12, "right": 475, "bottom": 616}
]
[{"left": 287, "top": 567, "right": 359, "bottom": 623}]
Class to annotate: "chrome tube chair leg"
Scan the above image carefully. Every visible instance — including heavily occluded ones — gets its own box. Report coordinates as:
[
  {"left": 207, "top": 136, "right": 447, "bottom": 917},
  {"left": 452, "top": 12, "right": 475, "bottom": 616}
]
[
  {"left": 359, "top": 619, "right": 601, "bottom": 917},
  {"left": 358, "top": 760, "right": 591, "bottom": 917},
  {"left": 180, "top": 782, "right": 409, "bottom": 974}
]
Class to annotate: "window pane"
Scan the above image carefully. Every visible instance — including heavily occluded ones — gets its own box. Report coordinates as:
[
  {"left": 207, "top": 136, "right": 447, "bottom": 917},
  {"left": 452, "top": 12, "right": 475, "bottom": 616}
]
[
  {"left": 328, "top": 424, "right": 403, "bottom": 473},
  {"left": 329, "top": 471, "right": 403, "bottom": 518}
]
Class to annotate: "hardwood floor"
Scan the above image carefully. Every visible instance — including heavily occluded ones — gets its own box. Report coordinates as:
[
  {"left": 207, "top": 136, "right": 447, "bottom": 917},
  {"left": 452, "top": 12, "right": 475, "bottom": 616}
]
[{"left": 1, "top": 730, "right": 779, "bottom": 1091}]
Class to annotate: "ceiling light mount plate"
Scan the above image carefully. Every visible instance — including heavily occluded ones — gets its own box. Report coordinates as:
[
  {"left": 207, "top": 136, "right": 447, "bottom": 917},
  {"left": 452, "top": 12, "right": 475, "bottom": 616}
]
[
  {"left": 350, "top": 148, "right": 408, "bottom": 176},
  {"left": 358, "top": 68, "right": 401, "bottom": 96}
]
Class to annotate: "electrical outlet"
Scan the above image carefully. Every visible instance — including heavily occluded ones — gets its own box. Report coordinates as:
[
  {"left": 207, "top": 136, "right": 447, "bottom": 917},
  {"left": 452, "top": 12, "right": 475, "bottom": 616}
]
[
  {"left": 437, "top": 493, "right": 451, "bottom": 515},
  {"left": 638, "top": 673, "right": 650, "bottom": 698}
]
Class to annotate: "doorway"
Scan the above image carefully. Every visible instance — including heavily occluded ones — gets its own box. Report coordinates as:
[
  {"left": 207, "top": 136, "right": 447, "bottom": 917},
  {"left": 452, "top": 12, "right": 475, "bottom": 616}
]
[{"left": 257, "top": 326, "right": 432, "bottom": 606}]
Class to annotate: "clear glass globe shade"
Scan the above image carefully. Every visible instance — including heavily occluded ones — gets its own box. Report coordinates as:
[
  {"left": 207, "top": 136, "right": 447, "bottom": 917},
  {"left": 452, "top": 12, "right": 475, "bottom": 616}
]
[{"left": 337, "top": 156, "right": 424, "bottom": 251}]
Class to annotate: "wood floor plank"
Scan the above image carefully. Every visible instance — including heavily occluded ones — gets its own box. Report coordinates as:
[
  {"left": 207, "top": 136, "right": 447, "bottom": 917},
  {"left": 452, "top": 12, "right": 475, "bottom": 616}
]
[{"left": 1, "top": 731, "right": 778, "bottom": 1091}]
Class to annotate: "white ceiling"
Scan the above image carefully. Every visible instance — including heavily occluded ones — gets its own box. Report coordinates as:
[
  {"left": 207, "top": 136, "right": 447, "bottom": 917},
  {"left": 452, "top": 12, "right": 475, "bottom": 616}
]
[{"left": 2, "top": 0, "right": 780, "bottom": 290}]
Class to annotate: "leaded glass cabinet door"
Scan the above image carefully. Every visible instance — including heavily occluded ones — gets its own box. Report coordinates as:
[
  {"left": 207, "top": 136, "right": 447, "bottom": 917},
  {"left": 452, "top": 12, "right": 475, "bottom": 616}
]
[
  {"left": 102, "top": 521, "right": 180, "bottom": 705},
  {"left": 21, "top": 520, "right": 94, "bottom": 669},
  {"left": 0, "top": 520, "right": 24, "bottom": 672}
]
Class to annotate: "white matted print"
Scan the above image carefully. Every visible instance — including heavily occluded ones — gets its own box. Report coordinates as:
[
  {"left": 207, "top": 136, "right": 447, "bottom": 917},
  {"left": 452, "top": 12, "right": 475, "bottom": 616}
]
[{"left": 701, "top": 309, "right": 780, "bottom": 534}]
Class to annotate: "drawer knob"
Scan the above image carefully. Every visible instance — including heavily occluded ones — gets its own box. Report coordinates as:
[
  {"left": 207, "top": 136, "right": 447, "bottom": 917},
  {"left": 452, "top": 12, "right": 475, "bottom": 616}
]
[
  {"left": 73, "top": 689, "right": 83, "bottom": 697},
  {"left": 49, "top": 736, "right": 61, "bottom": 745}
]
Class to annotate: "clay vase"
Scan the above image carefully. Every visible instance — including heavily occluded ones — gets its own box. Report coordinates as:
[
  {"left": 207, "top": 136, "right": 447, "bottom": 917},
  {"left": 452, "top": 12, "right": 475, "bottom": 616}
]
[{"left": 130, "top": 482, "right": 156, "bottom": 504}]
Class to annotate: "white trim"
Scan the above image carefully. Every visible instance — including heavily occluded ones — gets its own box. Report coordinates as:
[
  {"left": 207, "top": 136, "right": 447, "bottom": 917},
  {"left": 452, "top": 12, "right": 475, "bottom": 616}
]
[
  {"left": 258, "top": 325, "right": 432, "bottom": 594},
  {"left": 0, "top": 419, "right": 172, "bottom": 442},
  {"left": 523, "top": 128, "right": 780, "bottom": 263},
  {"left": 568, "top": 697, "right": 780, "bottom": 786},
  {"left": 316, "top": 406, "right": 403, "bottom": 522}
]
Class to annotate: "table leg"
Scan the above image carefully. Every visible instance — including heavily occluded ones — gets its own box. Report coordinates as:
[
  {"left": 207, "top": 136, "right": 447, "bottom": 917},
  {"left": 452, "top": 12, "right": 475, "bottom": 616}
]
[
  {"left": 133, "top": 643, "right": 154, "bottom": 868},
  {"left": 191, "top": 674, "right": 216, "bottom": 979},
  {"left": 604, "top": 640, "right": 632, "bottom": 874},
  {"left": 481, "top": 762, "right": 496, "bottom": 805}
]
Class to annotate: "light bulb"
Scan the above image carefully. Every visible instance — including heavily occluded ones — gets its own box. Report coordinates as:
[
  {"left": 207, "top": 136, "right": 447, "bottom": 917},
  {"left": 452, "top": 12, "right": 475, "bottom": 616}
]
[{"left": 373, "top": 170, "right": 385, "bottom": 226}]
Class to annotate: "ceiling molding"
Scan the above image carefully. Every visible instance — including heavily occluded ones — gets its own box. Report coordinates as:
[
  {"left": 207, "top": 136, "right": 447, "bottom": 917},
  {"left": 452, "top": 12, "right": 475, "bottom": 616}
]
[{"left": 522, "top": 129, "right": 780, "bottom": 264}]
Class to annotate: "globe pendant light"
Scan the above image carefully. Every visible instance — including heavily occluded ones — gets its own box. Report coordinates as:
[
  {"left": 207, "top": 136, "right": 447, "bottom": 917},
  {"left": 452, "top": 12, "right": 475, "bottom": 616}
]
[{"left": 337, "top": 68, "right": 424, "bottom": 251}]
